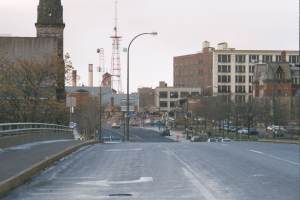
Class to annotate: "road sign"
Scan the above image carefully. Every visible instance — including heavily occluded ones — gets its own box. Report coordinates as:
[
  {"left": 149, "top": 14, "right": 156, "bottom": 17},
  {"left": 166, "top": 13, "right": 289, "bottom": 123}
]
[{"left": 66, "top": 97, "right": 76, "bottom": 108}]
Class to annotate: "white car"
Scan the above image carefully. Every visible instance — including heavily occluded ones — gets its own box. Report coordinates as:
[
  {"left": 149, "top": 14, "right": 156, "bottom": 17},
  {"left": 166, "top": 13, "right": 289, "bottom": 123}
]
[{"left": 111, "top": 123, "right": 121, "bottom": 129}]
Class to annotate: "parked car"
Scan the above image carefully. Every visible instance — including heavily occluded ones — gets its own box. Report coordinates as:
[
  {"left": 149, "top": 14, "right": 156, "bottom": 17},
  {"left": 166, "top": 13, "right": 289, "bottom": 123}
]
[
  {"left": 222, "top": 138, "right": 231, "bottom": 142},
  {"left": 160, "top": 128, "right": 171, "bottom": 136},
  {"left": 191, "top": 134, "right": 208, "bottom": 142},
  {"left": 111, "top": 123, "right": 121, "bottom": 129},
  {"left": 207, "top": 138, "right": 217, "bottom": 142},
  {"left": 238, "top": 128, "right": 259, "bottom": 135}
]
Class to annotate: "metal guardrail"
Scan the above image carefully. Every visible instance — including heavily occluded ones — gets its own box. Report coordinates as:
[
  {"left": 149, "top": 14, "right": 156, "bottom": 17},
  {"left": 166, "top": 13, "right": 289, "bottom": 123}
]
[{"left": 0, "top": 123, "right": 72, "bottom": 137}]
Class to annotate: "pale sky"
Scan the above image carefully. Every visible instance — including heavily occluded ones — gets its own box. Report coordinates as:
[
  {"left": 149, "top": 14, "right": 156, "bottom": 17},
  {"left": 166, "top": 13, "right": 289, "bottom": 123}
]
[{"left": 0, "top": 0, "right": 299, "bottom": 92}]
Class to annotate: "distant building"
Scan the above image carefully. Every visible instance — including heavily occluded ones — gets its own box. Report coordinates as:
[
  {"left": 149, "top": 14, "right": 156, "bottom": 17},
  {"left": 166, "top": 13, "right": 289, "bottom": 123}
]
[
  {"left": 0, "top": 0, "right": 65, "bottom": 99},
  {"left": 138, "top": 87, "right": 155, "bottom": 113},
  {"left": 174, "top": 41, "right": 214, "bottom": 95},
  {"left": 174, "top": 41, "right": 299, "bottom": 102},
  {"left": 154, "top": 81, "right": 202, "bottom": 112},
  {"left": 66, "top": 86, "right": 139, "bottom": 112},
  {"left": 253, "top": 62, "right": 293, "bottom": 97}
]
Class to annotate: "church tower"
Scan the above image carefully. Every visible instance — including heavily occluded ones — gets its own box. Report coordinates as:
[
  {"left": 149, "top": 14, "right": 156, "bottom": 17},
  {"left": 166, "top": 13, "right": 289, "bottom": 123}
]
[
  {"left": 35, "top": 0, "right": 65, "bottom": 58},
  {"left": 35, "top": 0, "right": 65, "bottom": 100}
]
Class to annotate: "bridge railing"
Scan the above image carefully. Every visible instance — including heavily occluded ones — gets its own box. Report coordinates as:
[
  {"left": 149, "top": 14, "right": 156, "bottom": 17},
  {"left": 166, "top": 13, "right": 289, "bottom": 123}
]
[{"left": 0, "top": 123, "right": 72, "bottom": 137}]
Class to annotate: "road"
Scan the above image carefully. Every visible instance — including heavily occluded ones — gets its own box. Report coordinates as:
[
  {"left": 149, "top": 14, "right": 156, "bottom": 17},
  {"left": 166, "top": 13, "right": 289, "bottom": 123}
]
[
  {"left": 2, "top": 129, "right": 300, "bottom": 200},
  {"left": 0, "top": 140, "right": 81, "bottom": 182}
]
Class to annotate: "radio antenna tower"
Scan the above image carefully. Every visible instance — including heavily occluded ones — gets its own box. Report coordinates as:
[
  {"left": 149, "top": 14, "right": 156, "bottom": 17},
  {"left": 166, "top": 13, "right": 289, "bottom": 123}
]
[{"left": 110, "top": 0, "right": 122, "bottom": 93}]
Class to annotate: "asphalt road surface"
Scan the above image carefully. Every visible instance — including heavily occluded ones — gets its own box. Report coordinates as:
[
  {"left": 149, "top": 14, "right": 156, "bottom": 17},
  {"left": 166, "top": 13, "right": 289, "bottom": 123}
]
[{"left": 2, "top": 129, "right": 300, "bottom": 200}]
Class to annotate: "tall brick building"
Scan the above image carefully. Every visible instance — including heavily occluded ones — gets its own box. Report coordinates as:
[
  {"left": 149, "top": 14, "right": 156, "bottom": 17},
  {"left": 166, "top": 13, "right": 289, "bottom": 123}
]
[{"left": 173, "top": 41, "right": 214, "bottom": 95}]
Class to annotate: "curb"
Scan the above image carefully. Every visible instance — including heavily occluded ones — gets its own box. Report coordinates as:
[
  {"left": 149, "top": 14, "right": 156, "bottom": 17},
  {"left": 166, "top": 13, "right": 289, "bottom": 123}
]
[
  {"left": 257, "top": 139, "right": 300, "bottom": 144},
  {"left": 0, "top": 140, "right": 98, "bottom": 198}
]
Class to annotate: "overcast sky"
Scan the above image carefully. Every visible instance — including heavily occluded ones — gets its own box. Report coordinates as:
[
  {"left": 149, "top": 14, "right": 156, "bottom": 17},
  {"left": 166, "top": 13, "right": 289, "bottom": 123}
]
[{"left": 0, "top": 0, "right": 299, "bottom": 92}]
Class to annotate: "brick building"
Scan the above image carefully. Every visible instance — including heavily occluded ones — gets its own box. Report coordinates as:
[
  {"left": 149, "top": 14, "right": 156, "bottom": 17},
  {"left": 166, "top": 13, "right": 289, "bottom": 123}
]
[
  {"left": 173, "top": 41, "right": 214, "bottom": 95},
  {"left": 138, "top": 87, "right": 155, "bottom": 113}
]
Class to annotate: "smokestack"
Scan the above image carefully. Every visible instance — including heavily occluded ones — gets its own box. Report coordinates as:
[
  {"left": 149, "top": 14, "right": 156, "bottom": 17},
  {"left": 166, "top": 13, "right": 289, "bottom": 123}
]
[
  {"left": 72, "top": 70, "right": 77, "bottom": 87},
  {"left": 88, "top": 64, "right": 93, "bottom": 87}
]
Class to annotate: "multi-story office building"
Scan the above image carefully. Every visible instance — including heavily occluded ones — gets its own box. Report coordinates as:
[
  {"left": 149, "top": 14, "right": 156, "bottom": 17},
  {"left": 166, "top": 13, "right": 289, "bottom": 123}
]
[
  {"left": 212, "top": 43, "right": 298, "bottom": 101},
  {"left": 154, "top": 82, "right": 202, "bottom": 112},
  {"left": 174, "top": 41, "right": 299, "bottom": 101}
]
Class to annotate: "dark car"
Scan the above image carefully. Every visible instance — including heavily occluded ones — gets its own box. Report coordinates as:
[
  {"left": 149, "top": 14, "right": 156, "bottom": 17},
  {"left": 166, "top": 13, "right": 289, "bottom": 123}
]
[{"left": 160, "top": 128, "right": 171, "bottom": 136}]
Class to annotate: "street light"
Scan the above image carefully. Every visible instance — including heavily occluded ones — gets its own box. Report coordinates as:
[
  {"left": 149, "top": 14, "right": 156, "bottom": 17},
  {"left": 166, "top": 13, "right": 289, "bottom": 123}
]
[{"left": 125, "top": 32, "right": 158, "bottom": 141}]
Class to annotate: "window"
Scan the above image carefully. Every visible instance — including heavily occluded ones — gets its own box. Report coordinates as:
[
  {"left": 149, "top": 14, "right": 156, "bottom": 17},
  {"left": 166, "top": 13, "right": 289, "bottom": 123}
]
[
  {"left": 218, "top": 54, "right": 231, "bottom": 63},
  {"left": 262, "top": 55, "right": 273, "bottom": 63},
  {"left": 289, "top": 55, "right": 299, "bottom": 64},
  {"left": 218, "top": 85, "right": 231, "bottom": 93},
  {"left": 235, "top": 95, "right": 246, "bottom": 103},
  {"left": 235, "top": 75, "right": 245, "bottom": 83},
  {"left": 249, "top": 86, "right": 253, "bottom": 93},
  {"left": 276, "top": 55, "right": 282, "bottom": 62},
  {"left": 249, "top": 76, "right": 253, "bottom": 83},
  {"left": 236, "top": 65, "right": 245, "bottom": 73},
  {"left": 159, "top": 91, "right": 168, "bottom": 98},
  {"left": 236, "top": 55, "right": 246, "bottom": 63},
  {"left": 218, "top": 75, "right": 231, "bottom": 83},
  {"left": 170, "top": 91, "right": 178, "bottom": 98},
  {"left": 249, "top": 55, "right": 259, "bottom": 63},
  {"left": 218, "top": 65, "right": 231, "bottom": 73},
  {"left": 249, "top": 65, "right": 255, "bottom": 73},
  {"left": 180, "top": 92, "right": 189, "bottom": 98},
  {"left": 191, "top": 92, "right": 200, "bottom": 97},
  {"left": 276, "top": 67, "right": 284, "bottom": 80},
  {"left": 235, "top": 85, "right": 246, "bottom": 93},
  {"left": 159, "top": 101, "right": 168, "bottom": 108},
  {"left": 170, "top": 101, "right": 176, "bottom": 108}
]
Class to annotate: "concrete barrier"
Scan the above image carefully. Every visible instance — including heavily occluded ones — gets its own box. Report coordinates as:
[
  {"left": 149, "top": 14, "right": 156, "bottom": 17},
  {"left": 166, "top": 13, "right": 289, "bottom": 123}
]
[
  {"left": 0, "top": 131, "right": 74, "bottom": 149},
  {"left": 0, "top": 140, "right": 98, "bottom": 198}
]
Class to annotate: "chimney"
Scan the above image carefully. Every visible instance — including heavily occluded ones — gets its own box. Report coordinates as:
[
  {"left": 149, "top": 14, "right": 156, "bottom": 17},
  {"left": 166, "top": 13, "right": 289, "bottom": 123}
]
[
  {"left": 88, "top": 64, "right": 93, "bottom": 87},
  {"left": 72, "top": 70, "right": 77, "bottom": 87},
  {"left": 281, "top": 51, "right": 287, "bottom": 62},
  {"left": 217, "top": 42, "right": 228, "bottom": 50},
  {"left": 202, "top": 41, "right": 210, "bottom": 49}
]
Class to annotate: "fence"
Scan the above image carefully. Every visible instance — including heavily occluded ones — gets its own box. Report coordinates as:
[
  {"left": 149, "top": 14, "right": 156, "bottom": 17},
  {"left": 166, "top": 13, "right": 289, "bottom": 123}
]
[{"left": 0, "top": 123, "right": 72, "bottom": 137}]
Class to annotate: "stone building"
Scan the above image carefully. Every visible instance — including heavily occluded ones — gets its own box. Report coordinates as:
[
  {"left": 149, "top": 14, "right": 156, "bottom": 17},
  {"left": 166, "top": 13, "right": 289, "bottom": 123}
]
[{"left": 0, "top": 0, "right": 65, "bottom": 99}]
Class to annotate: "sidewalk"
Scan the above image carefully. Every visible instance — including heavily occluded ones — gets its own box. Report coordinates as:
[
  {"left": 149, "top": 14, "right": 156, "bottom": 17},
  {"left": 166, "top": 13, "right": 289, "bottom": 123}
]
[{"left": 0, "top": 140, "right": 82, "bottom": 182}]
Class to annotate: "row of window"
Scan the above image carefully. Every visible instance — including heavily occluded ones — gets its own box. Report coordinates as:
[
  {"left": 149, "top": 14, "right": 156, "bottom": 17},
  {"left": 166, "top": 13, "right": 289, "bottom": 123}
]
[
  {"left": 159, "top": 101, "right": 176, "bottom": 108},
  {"left": 159, "top": 91, "right": 200, "bottom": 98},
  {"left": 217, "top": 85, "right": 253, "bottom": 93},
  {"left": 218, "top": 54, "right": 299, "bottom": 64},
  {"left": 218, "top": 65, "right": 256, "bottom": 73},
  {"left": 218, "top": 75, "right": 254, "bottom": 83}
]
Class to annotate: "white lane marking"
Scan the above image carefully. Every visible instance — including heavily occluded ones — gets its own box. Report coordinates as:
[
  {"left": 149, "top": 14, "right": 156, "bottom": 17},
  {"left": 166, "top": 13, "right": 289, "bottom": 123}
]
[
  {"left": 182, "top": 168, "right": 217, "bottom": 200},
  {"left": 77, "top": 177, "right": 153, "bottom": 187},
  {"left": 164, "top": 150, "right": 217, "bottom": 200},
  {"left": 104, "top": 148, "right": 142, "bottom": 152},
  {"left": 249, "top": 149, "right": 300, "bottom": 166}
]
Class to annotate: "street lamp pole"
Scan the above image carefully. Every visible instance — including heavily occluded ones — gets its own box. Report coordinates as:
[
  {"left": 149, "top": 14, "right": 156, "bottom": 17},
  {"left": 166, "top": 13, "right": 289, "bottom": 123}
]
[{"left": 125, "top": 32, "right": 158, "bottom": 141}]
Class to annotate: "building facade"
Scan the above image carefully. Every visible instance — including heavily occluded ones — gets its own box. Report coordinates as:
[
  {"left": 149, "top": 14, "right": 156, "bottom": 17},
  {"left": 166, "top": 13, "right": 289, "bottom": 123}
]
[
  {"left": 138, "top": 87, "right": 155, "bottom": 112},
  {"left": 174, "top": 41, "right": 299, "bottom": 102},
  {"left": 212, "top": 43, "right": 299, "bottom": 101},
  {"left": 174, "top": 41, "right": 214, "bottom": 95},
  {"left": 154, "top": 82, "right": 202, "bottom": 112}
]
